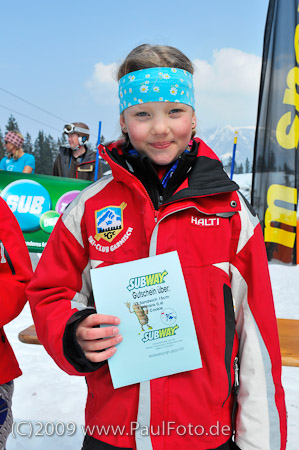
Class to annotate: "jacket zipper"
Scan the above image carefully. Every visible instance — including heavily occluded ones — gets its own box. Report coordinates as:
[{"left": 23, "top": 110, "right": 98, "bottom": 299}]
[
  {"left": 101, "top": 146, "right": 158, "bottom": 214},
  {"left": 231, "top": 356, "right": 240, "bottom": 432},
  {"left": 151, "top": 207, "right": 238, "bottom": 410},
  {"left": 233, "top": 356, "right": 239, "bottom": 391},
  {"left": 0, "top": 240, "right": 16, "bottom": 275},
  {"left": 221, "top": 356, "right": 239, "bottom": 409}
]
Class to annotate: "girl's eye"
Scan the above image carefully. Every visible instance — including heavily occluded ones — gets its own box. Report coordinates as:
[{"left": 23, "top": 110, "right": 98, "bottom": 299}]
[
  {"left": 136, "top": 111, "right": 149, "bottom": 117},
  {"left": 170, "top": 108, "right": 182, "bottom": 114}
]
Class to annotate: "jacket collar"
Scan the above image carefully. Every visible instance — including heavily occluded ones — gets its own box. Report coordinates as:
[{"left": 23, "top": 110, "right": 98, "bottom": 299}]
[
  {"left": 60, "top": 144, "right": 95, "bottom": 161},
  {"left": 98, "top": 138, "right": 239, "bottom": 210}
]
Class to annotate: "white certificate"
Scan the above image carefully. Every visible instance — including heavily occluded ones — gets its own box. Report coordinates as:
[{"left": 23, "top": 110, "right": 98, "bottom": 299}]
[{"left": 90, "top": 251, "right": 202, "bottom": 389}]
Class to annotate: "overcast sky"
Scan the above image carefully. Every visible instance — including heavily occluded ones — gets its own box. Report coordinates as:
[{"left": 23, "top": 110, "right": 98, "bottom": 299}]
[{"left": 0, "top": 0, "right": 269, "bottom": 144}]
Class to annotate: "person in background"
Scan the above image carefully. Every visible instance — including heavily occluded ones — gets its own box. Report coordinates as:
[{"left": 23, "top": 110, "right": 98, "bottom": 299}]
[
  {"left": 0, "top": 197, "right": 32, "bottom": 449},
  {"left": 0, "top": 131, "right": 35, "bottom": 174},
  {"left": 53, "top": 122, "right": 103, "bottom": 181}
]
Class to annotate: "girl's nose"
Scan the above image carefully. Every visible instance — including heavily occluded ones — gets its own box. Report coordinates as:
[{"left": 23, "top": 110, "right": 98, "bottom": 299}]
[{"left": 151, "top": 117, "right": 169, "bottom": 135}]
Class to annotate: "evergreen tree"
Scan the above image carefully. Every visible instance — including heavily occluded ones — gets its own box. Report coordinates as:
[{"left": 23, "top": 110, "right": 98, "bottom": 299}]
[
  {"left": 89, "top": 134, "right": 105, "bottom": 150},
  {"left": 33, "top": 131, "right": 42, "bottom": 173},
  {"left": 55, "top": 133, "right": 67, "bottom": 161},
  {"left": 34, "top": 131, "right": 54, "bottom": 175},
  {"left": 47, "top": 134, "right": 57, "bottom": 171},
  {"left": 238, "top": 163, "right": 244, "bottom": 174},
  {"left": 256, "top": 155, "right": 265, "bottom": 172},
  {"left": 57, "top": 132, "right": 67, "bottom": 147},
  {"left": 223, "top": 155, "right": 233, "bottom": 174},
  {"left": 5, "top": 115, "right": 20, "bottom": 132},
  {"left": 0, "top": 128, "right": 5, "bottom": 160},
  {"left": 245, "top": 157, "right": 250, "bottom": 173},
  {"left": 23, "top": 133, "right": 33, "bottom": 154}
]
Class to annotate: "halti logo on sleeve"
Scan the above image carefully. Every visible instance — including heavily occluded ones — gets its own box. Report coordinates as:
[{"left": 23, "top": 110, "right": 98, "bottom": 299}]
[{"left": 191, "top": 216, "right": 220, "bottom": 227}]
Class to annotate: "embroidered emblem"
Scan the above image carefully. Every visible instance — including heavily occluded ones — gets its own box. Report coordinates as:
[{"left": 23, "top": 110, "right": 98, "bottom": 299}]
[{"left": 94, "top": 202, "right": 127, "bottom": 243}]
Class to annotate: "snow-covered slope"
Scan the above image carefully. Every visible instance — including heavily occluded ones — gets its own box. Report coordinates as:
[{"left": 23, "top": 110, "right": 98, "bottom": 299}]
[{"left": 200, "top": 125, "right": 255, "bottom": 168}]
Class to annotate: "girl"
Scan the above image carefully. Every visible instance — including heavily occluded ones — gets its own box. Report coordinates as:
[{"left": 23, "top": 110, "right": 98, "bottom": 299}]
[
  {"left": 0, "top": 131, "right": 35, "bottom": 174},
  {"left": 28, "top": 44, "right": 287, "bottom": 450}
]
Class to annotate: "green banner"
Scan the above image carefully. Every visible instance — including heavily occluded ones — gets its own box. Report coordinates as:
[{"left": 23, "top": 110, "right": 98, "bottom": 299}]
[{"left": 0, "top": 171, "right": 91, "bottom": 252}]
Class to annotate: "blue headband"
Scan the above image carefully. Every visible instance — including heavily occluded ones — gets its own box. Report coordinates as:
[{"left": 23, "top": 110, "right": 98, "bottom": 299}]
[{"left": 119, "top": 67, "right": 195, "bottom": 113}]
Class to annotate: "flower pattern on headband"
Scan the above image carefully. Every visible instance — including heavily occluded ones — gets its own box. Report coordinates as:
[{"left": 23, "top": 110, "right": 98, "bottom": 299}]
[
  {"left": 119, "top": 67, "right": 195, "bottom": 113},
  {"left": 140, "top": 85, "right": 149, "bottom": 93}
]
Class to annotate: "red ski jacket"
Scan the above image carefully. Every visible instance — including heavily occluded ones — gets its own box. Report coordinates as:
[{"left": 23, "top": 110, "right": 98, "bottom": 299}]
[
  {"left": 0, "top": 197, "right": 32, "bottom": 384},
  {"left": 28, "top": 138, "right": 287, "bottom": 450}
]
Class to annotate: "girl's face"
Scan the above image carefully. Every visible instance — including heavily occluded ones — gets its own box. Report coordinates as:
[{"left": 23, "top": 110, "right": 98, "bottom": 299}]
[{"left": 120, "top": 102, "right": 196, "bottom": 166}]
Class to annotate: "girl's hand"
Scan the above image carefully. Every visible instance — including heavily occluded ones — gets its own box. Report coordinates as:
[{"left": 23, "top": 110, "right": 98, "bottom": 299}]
[{"left": 76, "top": 314, "right": 122, "bottom": 363}]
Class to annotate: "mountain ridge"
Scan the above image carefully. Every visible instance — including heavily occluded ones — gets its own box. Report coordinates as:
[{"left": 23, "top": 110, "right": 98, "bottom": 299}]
[{"left": 199, "top": 125, "right": 256, "bottom": 170}]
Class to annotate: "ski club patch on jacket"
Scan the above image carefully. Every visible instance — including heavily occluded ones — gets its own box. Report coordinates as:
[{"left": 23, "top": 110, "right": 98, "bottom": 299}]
[{"left": 88, "top": 202, "right": 133, "bottom": 254}]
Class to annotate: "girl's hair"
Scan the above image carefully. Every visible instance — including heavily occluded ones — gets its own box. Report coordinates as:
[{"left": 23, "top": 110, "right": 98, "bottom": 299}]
[
  {"left": 118, "top": 44, "right": 196, "bottom": 143},
  {"left": 13, "top": 132, "right": 24, "bottom": 160},
  {"left": 117, "top": 44, "right": 194, "bottom": 80}
]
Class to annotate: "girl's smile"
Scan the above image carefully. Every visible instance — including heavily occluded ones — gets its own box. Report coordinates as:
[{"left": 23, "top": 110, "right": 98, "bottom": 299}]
[{"left": 150, "top": 141, "right": 172, "bottom": 149}]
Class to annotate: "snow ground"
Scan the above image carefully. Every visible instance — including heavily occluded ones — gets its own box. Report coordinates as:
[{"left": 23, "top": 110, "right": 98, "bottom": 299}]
[{"left": 4, "top": 263, "right": 299, "bottom": 450}]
